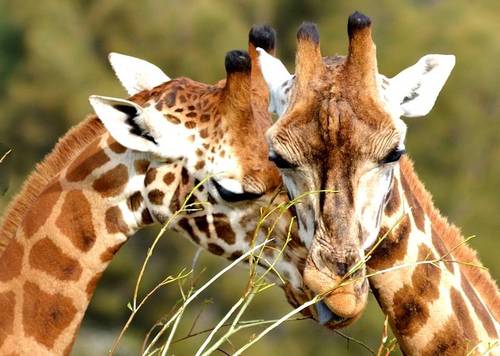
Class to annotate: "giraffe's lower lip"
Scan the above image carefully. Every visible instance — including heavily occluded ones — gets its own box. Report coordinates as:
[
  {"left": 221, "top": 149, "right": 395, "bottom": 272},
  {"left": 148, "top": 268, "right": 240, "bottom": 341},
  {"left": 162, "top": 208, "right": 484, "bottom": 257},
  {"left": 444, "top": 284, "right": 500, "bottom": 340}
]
[{"left": 211, "top": 179, "right": 264, "bottom": 202}]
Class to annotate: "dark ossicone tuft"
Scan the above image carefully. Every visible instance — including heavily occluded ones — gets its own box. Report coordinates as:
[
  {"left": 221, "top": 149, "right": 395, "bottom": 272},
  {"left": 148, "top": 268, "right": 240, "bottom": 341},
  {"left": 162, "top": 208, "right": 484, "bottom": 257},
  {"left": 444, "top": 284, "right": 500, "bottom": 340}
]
[
  {"left": 296, "top": 22, "right": 320, "bottom": 44},
  {"left": 249, "top": 25, "right": 276, "bottom": 52},
  {"left": 225, "top": 50, "right": 251, "bottom": 74},
  {"left": 347, "top": 11, "right": 372, "bottom": 38}
]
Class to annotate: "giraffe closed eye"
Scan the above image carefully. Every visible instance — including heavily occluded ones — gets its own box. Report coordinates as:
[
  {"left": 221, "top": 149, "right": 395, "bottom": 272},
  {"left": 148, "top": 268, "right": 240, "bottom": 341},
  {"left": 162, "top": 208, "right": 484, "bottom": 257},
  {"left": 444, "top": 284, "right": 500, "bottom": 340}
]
[
  {"left": 380, "top": 148, "right": 406, "bottom": 164},
  {"left": 268, "top": 149, "right": 296, "bottom": 169},
  {"left": 211, "top": 178, "right": 264, "bottom": 202}
]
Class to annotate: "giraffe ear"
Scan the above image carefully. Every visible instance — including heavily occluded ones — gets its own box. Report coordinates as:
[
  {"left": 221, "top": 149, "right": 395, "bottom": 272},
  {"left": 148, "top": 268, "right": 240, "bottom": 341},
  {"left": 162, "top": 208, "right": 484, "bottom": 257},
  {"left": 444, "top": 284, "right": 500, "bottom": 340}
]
[
  {"left": 108, "top": 53, "right": 170, "bottom": 96},
  {"left": 256, "top": 47, "right": 293, "bottom": 116},
  {"left": 89, "top": 95, "right": 159, "bottom": 152},
  {"left": 388, "top": 54, "right": 455, "bottom": 118}
]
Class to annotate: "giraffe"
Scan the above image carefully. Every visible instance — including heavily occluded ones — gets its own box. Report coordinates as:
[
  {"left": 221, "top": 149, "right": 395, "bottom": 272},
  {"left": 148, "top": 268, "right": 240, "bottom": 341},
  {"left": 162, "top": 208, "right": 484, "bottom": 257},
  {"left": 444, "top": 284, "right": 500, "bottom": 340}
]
[
  {"left": 258, "top": 13, "right": 500, "bottom": 355},
  {"left": 0, "top": 25, "right": 354, "bottom": 356}
]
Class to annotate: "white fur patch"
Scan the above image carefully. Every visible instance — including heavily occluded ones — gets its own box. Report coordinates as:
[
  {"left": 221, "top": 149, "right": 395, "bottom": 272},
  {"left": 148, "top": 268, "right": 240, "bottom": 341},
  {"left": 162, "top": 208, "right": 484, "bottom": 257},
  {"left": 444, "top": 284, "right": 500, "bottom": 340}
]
[{"left": 256, "top": 48, "right": 294, "bottom": 115}]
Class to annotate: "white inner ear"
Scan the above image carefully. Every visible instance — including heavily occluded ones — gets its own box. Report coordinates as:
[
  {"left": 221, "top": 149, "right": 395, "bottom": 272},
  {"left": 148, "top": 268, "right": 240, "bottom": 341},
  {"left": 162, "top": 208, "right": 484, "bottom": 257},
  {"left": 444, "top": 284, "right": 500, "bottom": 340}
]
[
  {"left": 387, "top": 54, "right": 455, "bottom": 118},
  {"left": 256, "top": 48, "right": 293, "bottom": 116},
  {"left": 89, "top": 95, "right": 158, "bottom": 152},
  {"left": 108, "top": 52, "right": 170, "bottom": 96}
]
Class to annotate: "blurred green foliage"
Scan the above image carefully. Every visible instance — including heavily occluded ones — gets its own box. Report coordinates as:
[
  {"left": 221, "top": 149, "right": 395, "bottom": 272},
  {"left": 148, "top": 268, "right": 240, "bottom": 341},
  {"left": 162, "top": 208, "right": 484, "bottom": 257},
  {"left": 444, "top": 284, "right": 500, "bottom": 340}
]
[{"left": 0, "top": 0, "right": 498, "bottom": 355}]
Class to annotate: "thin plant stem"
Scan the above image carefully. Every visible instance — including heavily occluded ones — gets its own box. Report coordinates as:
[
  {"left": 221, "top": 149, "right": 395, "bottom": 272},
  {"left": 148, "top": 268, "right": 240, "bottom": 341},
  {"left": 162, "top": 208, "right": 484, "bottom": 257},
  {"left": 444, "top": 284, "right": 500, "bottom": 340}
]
[
  {"left": 0, "top": 149, "right": 11, "bottom": 163},
  {"left": 195, "top": 297, "right": 246, "bottom": 356},
  {"left": 142, "top": 240, "right": 272, "bottom": 355}
]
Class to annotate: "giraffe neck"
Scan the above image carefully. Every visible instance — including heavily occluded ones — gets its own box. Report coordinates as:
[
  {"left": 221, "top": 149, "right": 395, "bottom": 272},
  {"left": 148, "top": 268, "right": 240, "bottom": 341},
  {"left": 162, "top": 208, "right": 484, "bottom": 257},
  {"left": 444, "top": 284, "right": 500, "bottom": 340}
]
[
  {"left": 0, "top": 129, "right": 162, "bottom": 355},
  {"left": 0, "top": 120, "right": 310, "bottom": 355},
  {"left": 367, "top": 157, "right": 499, "bottom": 355}
]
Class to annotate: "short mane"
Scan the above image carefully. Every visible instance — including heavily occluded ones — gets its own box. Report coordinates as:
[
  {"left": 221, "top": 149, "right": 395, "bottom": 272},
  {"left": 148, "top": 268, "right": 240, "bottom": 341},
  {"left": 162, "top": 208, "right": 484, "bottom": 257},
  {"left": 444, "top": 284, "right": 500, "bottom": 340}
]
[
  {"left": 0, "top": 115, "right": 105, "bottom": 253},
  {"left": 400, "top": 156, "right": 500, "bottom": 321}
]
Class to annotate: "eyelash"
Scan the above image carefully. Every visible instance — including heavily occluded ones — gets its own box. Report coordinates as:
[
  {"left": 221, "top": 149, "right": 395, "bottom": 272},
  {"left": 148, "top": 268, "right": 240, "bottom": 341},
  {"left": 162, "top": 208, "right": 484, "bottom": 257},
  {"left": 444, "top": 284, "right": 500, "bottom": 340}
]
[
  {"left": 380, "top": 148, "right": 406, "bottom": 164},
  {"left": 269, "top": 151, "right": 296, "bottom": 169}
]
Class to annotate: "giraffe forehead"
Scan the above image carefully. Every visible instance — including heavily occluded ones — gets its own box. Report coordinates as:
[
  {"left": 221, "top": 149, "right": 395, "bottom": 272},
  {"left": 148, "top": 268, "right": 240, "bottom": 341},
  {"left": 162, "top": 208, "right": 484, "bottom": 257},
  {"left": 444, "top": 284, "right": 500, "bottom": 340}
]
[{"left": 143, "top": 78, "right": 222, "bottom": 125}]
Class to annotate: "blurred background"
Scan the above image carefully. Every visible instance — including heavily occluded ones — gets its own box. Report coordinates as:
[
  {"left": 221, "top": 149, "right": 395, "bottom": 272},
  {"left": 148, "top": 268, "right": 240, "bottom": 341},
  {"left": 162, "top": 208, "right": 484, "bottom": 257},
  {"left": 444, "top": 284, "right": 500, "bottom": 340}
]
[{"left": 0, "top": 0, "right": 499, "bottom": 355}]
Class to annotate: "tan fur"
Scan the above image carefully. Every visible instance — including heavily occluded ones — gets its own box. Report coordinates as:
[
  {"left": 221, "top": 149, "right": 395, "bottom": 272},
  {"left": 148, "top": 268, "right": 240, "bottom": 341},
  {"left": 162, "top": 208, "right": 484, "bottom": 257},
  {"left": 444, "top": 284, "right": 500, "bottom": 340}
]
[
  {"left": 400, "top": 156, "right": 500, "bottom": 321},
  {"left": 0, "top": 116, "right": 105, "bottom": 253}
]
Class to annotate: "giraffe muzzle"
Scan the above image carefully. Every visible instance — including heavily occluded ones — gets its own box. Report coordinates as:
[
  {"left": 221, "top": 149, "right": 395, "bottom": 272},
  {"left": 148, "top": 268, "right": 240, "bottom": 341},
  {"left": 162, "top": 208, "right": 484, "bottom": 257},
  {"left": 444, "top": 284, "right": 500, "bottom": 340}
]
[{"left": 303, "top": 257, "right": 369, "bottom": 320}]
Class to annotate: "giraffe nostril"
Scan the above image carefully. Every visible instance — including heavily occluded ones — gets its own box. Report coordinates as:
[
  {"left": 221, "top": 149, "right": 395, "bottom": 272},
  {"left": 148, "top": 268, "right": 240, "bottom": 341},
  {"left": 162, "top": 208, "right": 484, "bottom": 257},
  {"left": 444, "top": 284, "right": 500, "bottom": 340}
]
[{"left": 333, "top": 262, "right": 349, "bottom": 277}]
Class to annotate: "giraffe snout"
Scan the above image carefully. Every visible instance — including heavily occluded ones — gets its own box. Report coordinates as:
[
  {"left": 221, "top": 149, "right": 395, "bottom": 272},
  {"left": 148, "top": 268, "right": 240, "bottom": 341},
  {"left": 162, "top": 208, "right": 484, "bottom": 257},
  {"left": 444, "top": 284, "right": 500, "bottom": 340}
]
[{"left": 303, "top": 241, "right": 369, "bottom": 320}]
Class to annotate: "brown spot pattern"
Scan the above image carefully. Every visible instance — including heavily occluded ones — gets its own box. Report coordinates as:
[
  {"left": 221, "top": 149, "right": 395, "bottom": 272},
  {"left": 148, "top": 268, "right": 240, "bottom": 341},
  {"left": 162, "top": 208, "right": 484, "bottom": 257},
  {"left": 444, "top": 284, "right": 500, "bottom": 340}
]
[
  {"left": 195, "top": 161, "right": 205, "bottom": 170},
  {"left": 29, "top": 237, "right": 82, "bottom": 281},
  {"left": 166, "top": 114, "right": 181, "bottom": 124},
  {"left": 460, "top": 271, "right": 498, "bottom": 338},
  {"left": 213, "top": 213, "right": 236, "bottom": 245},
  {"left": 185, "top": 120, "right": 196, "bottom": 128},
  {"left": 127, "top": 191, "right": 143, "bottom": 212},
  {"left": 23, "top": 182, "right": 62, "bottom": 238},
  {"left": 450, "top": 287, "right": 477, "bottom": 343},
  {"left": 164, "top": 91, "right": 177, "bottom": 108},
  {"left": 163, "top": 172, "right": 175, "bottom": 185},
  {"left": 22, "top": 281, "right": 77, "bottom": 349},
  {"left": 105, "top": 206, "right": 129, "bottom": 234},
  {"left": 134, "top": 159, "right": 150, "bottom": 174},
  {"left": 92, "top": 164, "right": 129, "bottom": 197},
  {"left": 420, "top": 317, "right": 466, "bottom": 356},
  {"left": 0, "top": 240, "right": 24, "bottom": 282},
  {"left": 148, "top": 189, "right": 165, "bottom": 205},
  {"left": 392, "top": 283, "right": 429, "bottom": 338},
  {"left": 411, "top": 244, "right": 441, "bottom": 301},
  {"left": 207, "top": 243, "right": 224, "bottom": 256},
  {"left": 66, "top": 140, "right": 110, "bottom": 182},
  {"left": 145, "top": 168, "right": 157, "bottom": 186},
  {"left": 181, "top": 167, "right": 189, "bottom": 185},
  {"left": 85, "top": 272, "right": 103, "bottom": 299},
  {"left": 0, "top": 291, "right": 15, "bottom": 347},
  {"left": 193, "top": 216, "right": 210, "bottom": 237},
  {"left": 107, "top": 136, "right": 127, "bottom": 154},
  {"left": 100, "top": 243, "right": 124, "bottom": 263},
  {"left": 56, "top": 191, "right": 96, "bottom": 252},
  {"left": 229, "top": 251, "right": 243, "bottom": 260},
  {"left": 367, "top": 215, "right": 411, "bottom": 270},
  {"left": 199, "top": 128, "right": 208, "bottom": 139},
  {"left": 178, "top": 219, "right": 199, "bottom": 243},
  {"left": 169, "top": 185, "right": 181, "bottom": 213},
  {"left": 141, "top": 209, "right": 154, "bottom": 225}
]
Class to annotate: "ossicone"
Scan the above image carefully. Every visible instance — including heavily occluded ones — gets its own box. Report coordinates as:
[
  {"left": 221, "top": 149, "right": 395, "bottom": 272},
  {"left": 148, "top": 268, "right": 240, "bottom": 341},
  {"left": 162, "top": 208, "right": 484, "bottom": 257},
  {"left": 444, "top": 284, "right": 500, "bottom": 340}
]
[
  {"left": 225, "top": 50, "right": 252, "bottom": 74},
  {"left": 249, "top": 25, "right": 276, "bottom": 53},
  {"left": 297, "top": 21, "right": 320, "bottom": 44},
  {"left": 347, "top": 11, "right": 372, "bottom": 39}
]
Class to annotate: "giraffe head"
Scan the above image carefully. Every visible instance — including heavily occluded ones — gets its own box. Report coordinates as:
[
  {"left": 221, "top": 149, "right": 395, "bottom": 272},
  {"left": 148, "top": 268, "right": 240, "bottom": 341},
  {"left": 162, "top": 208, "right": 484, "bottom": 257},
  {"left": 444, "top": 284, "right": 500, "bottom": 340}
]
[
  {"left": 258, "top": 13, "right": 455, "bottom": 320},
  {"left": 89, "top": 39, "right": 281, "bottom": 216}
]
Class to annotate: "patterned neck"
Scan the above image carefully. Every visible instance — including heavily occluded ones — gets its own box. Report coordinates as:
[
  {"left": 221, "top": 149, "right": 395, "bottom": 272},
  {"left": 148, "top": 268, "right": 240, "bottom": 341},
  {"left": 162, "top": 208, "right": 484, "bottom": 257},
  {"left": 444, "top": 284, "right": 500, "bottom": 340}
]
[{"left": 367, "top": 157, "right": 499, "bottom": 355}]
